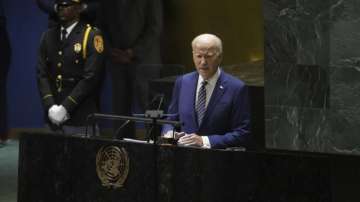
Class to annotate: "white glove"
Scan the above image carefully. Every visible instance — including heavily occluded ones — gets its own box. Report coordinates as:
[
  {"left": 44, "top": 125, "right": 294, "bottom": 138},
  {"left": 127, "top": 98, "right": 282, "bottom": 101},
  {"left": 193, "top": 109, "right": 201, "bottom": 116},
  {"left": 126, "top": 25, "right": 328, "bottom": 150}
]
[
  {"left": 48, "top": 105, "right": 58, "bottom": 125},
  {"left": 48, "top": 105, "right": 69, "bottom": 125}
]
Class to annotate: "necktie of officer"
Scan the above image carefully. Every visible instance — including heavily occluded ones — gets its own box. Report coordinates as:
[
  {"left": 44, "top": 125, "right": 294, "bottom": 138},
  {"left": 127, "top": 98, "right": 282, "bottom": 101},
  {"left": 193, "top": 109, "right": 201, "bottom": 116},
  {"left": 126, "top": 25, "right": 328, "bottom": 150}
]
[
  {"left": 61, "top": 28, "right": 67, "bottom": 41},
  {"left": 196, "top": 80, "right": 208, "bottom": 125}
]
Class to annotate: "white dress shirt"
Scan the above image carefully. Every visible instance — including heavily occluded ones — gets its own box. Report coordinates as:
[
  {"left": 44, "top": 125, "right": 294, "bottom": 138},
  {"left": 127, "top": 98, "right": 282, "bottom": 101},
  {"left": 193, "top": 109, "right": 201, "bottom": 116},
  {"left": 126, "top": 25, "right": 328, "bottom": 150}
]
[
  {"left": 195, "top": 68, "right": 221, "bottom": 108},
  {"left": 60, "top": 21, "right": 78, "bottom": 40}
]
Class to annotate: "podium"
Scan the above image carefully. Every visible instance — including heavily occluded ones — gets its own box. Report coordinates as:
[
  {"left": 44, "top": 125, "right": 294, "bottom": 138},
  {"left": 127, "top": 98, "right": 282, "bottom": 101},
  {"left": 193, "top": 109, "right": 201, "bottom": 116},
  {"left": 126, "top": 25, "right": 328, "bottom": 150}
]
[{"left": 17, "top": 132, "right": 360, "bottom": 202}]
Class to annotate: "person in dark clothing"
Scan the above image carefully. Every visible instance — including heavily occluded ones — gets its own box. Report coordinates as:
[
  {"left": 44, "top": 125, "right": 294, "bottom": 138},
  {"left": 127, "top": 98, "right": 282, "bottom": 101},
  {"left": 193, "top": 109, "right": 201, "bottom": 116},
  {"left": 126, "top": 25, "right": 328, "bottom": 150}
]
[
  {"left": 37, "top": 0, "right": 104, "bottom": 135},
  {"left": 0, "top": 0, "right": 11, "bottom": 144},
  {"left": 36, "top": 0, "right": 98, "bottom": 27},
  {"left": 97, "top": 0, "right": 163, "bottom": 139}
]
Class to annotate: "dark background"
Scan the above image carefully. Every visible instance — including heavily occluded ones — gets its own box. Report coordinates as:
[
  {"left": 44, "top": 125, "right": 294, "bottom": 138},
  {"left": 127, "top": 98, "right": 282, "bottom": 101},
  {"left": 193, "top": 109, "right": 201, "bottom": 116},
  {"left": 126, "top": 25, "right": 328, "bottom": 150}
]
[{"left": 4, "top": 0, "right": 359, "bottom": 156}]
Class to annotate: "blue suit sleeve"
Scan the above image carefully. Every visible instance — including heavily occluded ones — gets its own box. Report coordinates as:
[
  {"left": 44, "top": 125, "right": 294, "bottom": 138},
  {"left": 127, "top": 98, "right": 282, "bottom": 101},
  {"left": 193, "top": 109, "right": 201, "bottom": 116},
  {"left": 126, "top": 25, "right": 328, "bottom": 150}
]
[{"left": 208, "top": 84, "right": 251, "bottom": 149}]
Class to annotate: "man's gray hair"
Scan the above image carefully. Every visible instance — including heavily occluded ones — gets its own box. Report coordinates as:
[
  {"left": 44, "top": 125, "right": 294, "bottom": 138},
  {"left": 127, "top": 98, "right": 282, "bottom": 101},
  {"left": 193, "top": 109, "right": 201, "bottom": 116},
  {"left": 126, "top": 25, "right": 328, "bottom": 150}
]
[{"left": 191, "top": 33, "right": 223, "bottom": 54}]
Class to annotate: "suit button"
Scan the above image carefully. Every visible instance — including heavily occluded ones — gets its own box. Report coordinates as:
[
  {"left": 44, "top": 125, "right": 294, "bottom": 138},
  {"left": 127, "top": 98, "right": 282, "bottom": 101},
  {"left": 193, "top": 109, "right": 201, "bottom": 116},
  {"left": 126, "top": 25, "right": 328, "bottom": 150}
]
[
  {"left": 75, "top": 59, "right": 79, "bottom": 64},
  {"left": 58, "top": 51, "right": 62, "bottom": 55},
  {"left": 57, "top": 62, "right": 62, "bottom": 68}
]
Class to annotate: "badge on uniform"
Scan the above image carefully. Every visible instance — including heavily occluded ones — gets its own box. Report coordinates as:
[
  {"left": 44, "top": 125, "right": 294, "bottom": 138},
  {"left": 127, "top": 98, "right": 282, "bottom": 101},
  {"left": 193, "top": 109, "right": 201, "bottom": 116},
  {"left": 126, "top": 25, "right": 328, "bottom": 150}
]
[
  {"left": 74, "top": 43, "right": 82, "bottom": 53},
  {"left": 94, "top": 35, "right": 104, "bottom": 53}
]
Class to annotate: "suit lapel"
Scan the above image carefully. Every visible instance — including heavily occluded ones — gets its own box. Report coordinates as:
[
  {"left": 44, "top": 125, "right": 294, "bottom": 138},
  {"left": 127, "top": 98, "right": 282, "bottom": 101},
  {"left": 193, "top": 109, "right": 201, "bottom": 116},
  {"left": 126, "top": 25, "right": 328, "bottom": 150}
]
[
  {"left": 200, "top": 72, "right": 227, "bottom": 127},
  {"left": 188, "top": 73, "right": 199, "bottom": 127}
]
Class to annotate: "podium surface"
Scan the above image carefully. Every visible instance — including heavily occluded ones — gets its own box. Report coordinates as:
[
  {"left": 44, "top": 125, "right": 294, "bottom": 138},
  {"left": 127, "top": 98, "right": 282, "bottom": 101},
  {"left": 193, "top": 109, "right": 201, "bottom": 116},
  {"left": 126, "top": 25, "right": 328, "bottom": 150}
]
[{"left": 18, "top": 133, "right": 360, "bottom": 202}]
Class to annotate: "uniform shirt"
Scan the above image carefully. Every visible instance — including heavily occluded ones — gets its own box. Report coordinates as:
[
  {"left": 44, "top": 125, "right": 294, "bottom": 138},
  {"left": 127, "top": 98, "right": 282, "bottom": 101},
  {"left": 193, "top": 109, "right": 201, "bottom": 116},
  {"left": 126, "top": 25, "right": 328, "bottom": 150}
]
[{"left": 60, "top": 21, "right": 78, "bottom": 40}]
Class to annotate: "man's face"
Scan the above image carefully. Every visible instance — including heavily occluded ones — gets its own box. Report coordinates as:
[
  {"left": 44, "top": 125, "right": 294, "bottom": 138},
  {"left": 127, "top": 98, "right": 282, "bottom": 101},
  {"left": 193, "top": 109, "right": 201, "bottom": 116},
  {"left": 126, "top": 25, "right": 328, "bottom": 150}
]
[
  {"left": 192, "top": 41, "right": 222, "bottom": 80},
  {"left": 57, "top": 3, "right": 80, "bottom": 23}
]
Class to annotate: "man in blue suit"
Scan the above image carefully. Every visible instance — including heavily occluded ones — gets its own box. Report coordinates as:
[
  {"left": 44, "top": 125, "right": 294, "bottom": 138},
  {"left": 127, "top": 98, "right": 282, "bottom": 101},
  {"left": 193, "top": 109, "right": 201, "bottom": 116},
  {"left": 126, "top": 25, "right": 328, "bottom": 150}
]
[{"left": 163, "top": 33, "right": 251, "bottom": 149}]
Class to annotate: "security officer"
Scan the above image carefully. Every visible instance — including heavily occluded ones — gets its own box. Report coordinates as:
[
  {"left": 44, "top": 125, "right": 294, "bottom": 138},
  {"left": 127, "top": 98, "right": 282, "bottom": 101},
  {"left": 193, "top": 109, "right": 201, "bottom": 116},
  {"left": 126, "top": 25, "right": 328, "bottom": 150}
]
[{"left": 37, "top": 0, "right": 104, "bottom": 135}]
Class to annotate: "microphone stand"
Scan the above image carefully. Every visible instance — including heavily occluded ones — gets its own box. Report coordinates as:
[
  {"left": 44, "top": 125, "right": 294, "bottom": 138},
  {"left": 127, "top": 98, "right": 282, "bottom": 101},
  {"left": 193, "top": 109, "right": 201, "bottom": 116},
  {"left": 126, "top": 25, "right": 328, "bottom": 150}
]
[
  {"left": 140, "top": 109, "right": 176, "bottom": 202},
  {"left": 113, "top": 120, "right": 131, "bottom": 139},
  {"left": 86, "top": 113, "right": 181, "bottom": 137},
  {"left": 87, "top": 112, "right": 181, "bottom": 201},
  {"left": 146, "top": 111, "right": 160, "bottom": 202},
  {"left": 135, "top": 94, "right": 164, "bottom": 142}
]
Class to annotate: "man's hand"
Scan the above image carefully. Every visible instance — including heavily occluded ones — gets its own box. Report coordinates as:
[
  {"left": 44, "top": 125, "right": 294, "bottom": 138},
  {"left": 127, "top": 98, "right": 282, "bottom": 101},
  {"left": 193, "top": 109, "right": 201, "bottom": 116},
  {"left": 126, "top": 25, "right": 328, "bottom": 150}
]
[
  {"left": 48, "top": 105, "right": 69, "bottom": 125},
  {"left": 178, "top": 133, "right": 203, "bottom": 147}
]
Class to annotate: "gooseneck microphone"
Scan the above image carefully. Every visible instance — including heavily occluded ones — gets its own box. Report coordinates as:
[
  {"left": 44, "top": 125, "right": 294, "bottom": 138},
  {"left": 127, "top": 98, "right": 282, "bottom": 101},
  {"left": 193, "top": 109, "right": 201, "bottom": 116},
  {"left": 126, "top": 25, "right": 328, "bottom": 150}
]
[
  {"left": 114, "top": 119, "right": 131, "bottom": 139},
  {"left": 85, "top": 113, "right": 182, "bottom": 138}
]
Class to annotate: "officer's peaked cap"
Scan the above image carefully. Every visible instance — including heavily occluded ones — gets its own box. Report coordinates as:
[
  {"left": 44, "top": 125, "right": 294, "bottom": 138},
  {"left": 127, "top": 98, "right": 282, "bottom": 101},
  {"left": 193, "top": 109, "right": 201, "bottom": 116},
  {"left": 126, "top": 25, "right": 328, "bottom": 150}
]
[{"left": 55, "top": 0, "right": 81, "bottom": 6}]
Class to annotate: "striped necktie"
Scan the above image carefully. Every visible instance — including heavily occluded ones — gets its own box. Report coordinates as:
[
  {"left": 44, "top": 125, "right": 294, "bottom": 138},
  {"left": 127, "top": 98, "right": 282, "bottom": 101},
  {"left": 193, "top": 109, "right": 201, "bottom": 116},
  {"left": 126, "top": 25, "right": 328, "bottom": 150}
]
[{"left": 196, "top": 80, "right": 208, "bottom": 125}]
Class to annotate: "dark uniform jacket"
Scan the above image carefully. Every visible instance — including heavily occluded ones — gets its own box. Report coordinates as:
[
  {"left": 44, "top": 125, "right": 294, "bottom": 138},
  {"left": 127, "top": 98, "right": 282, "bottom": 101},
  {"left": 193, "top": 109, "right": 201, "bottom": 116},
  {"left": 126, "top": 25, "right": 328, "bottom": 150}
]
[{"left": 37, "top": 22, "right": 104, "bottom": 126}]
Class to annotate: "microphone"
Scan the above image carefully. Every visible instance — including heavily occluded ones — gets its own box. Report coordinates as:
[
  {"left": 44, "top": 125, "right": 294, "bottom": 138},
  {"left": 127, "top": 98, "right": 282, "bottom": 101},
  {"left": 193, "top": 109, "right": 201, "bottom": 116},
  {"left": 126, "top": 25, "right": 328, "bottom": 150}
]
[
  {"left": 85, "top": 113, "right": 96, "bottom": 137},
  {"left": 114, "top": 119, "right": 131, "bottom": 139},
  {"left": 143, "top": 93, "right": 165, "bottom": 111},
  {"left": 85, "top": 112, "right": 182, "bottom": 141},
  {"left": 145, "top": 93, "right": 165, "bottom": 140},
  {"left": 156, "top": 93, "right": 164, "bottom": 111},
  {"left": 133, "top": 93, "right": 165, "bottom": 118}
]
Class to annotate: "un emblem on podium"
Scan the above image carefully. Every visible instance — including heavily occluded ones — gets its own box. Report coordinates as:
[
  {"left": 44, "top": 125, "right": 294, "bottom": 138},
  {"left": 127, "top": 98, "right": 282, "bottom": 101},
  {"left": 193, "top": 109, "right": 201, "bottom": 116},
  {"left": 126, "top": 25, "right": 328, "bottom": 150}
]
[{"left": 96, "top": 146, "right": 130, "bottom": 189}]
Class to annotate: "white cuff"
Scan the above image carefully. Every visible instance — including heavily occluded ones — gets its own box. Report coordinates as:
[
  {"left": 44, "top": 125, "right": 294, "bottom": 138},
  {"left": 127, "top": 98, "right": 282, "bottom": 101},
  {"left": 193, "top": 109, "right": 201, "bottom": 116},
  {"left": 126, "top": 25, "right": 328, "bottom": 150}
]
[{"left": 201, "top": 136, "right": 211, "bottom": 149}]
